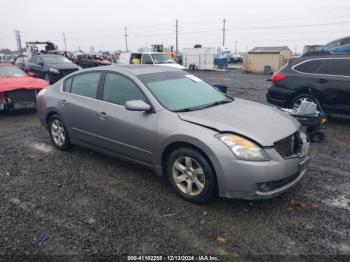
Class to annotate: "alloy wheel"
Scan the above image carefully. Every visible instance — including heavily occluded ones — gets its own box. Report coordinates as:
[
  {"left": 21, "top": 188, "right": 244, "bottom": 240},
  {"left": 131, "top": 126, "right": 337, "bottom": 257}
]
[
  {"left": 51, "top": 119, "right": 66, "bottom": 146},
  {"left": 293, "top": 97, "right": 316, "bottom": 111},
  {"left": 172, "top": 156, "right": 205, "bottom": 196}
]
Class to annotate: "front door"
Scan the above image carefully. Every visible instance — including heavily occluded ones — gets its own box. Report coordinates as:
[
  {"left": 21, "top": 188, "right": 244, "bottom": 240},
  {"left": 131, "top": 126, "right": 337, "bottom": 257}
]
[{"left": 94, "top": 72, "right": 157, "bottom": 164}]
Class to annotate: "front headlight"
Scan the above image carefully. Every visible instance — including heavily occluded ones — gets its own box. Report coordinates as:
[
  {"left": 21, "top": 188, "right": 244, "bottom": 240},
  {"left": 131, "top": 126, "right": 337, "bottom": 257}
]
[
  {"left": 49, "top": 68, "right": 59, "bottom": 74},
  {"left": 216, "top": 133, "right": 270, "bottom": 161}
]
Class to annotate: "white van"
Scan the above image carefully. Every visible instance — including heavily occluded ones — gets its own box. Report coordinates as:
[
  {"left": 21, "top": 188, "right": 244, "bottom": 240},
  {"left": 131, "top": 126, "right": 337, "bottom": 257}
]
[{"left": 118, "top": 52, "right": 185, "bottom": 70}]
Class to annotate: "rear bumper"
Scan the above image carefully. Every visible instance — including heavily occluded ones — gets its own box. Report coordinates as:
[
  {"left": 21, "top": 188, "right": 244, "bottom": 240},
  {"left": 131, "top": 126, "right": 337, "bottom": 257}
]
[
  {"left": 266, "top": 93, "right": 289, "bottom": 107},
  {"left": 266, "top": 85, "right": 296, "bottom": 108}
]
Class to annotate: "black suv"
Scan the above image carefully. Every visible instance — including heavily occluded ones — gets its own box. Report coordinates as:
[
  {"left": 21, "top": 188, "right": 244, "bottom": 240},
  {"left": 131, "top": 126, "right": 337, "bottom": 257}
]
[
  {"left": 26, "top": 54, "right": 80, "bottom": 84},
  {"left": 266, "top": 53, "right": 350, "bottom": 114}
]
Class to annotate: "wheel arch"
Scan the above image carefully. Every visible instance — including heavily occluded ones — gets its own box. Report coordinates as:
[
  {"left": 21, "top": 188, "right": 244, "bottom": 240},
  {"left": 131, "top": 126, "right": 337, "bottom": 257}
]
[
  {"left": 160, "top": 141, "right": 218, "bottom": 189},
  {"left": 294, "top": 86, "right": 324, "bottom": 103}
]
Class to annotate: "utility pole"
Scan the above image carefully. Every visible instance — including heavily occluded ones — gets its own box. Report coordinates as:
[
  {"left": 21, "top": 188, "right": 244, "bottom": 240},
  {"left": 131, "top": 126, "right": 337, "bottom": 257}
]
[
  {"left": 235, "top": 41, "right": 237, "bottom": 55},
  {"left": 15, "top": 30, "right": 23, "bottom": 56},
  {"left": 175, "top": 19, "right": 179, "bottom": 55},
  {"left": 124, "top": 27, "right": 128, "bottom": 52},
  {"left": 63, "top": 33, "right": 67, "bottom": 51},
  {"left": 222, "top": 18, "right": 226, "bottom": 46}
]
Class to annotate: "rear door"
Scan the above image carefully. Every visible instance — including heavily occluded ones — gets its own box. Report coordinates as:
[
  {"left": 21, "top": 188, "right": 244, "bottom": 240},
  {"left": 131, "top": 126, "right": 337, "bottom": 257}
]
[
  {"left": 313, "top": 58, "right": 350, "bottom": 112},
  {"left": 60, "top": 72, "right": 102, "bottom": 143},
  {"left": 94, "top": 72, "right": 157, "bottom": 164}
]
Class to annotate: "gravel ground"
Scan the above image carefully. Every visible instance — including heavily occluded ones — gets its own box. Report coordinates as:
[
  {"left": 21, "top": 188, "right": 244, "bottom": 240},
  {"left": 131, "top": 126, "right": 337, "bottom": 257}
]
[{"left": 0, "top": 69, "right": 349, "bottom": 260}]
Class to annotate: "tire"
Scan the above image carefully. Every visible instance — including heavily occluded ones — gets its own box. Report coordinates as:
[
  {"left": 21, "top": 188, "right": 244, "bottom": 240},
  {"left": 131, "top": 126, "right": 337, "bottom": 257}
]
[
  {"left": 48, "top": 114, "right": 72, "bottom": 150},
  {"left": 310, "top": 132, "right": 324, "bottom": 143},
  {"left": 44, "top": 73, "right": 52, "bottom": 85},
  {"left": 166, "top": 147, "right": 216, "bottom": 203},
  {"left": 290, "top": 93, "right": 319, "bottom": 111}
]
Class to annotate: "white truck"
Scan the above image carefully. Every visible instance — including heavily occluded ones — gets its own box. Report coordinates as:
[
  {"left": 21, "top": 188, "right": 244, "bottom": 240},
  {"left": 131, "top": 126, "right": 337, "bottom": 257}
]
[{"left": 118, "top": 52, "right": 185, "bottom": 70}]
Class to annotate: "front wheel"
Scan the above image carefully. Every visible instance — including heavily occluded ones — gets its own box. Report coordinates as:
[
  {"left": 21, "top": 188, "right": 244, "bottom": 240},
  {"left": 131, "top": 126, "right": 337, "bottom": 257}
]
[
  {"left": 49, "top": 114, "right": 72, "bottom": 150},
  {"left": 166, "top": 148, "right": 216, "bottom": 203}
]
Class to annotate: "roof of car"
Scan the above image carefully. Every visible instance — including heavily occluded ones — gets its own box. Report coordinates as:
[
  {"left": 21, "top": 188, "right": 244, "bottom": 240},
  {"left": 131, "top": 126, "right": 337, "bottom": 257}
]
[
  {"left": 301, "top": 51, "right": 350, "bottom": 58},
  {"left": 248, "top": 46, "right": 291, "bottom": 54},
  {"left": 34, "top": 54, "right": 62, "bottom": 57},
  {"left": 103, "top": 64, "right": 180, "bottom": 75}
]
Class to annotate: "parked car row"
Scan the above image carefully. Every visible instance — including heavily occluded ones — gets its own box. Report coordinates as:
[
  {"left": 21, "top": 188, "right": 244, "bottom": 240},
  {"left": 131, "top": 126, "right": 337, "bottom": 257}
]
[{"left": 2, "top": 50, "right": 349, "bottom": 203}]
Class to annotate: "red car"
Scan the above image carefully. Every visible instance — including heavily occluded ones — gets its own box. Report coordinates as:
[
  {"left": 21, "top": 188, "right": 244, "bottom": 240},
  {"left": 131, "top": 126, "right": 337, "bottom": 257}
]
[{"left": 0, "top": 64, "right": 48, "bottom": 112}]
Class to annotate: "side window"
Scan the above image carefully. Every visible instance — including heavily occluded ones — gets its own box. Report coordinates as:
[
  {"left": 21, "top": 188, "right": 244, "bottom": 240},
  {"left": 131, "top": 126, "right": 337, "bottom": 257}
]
[
  {"left": 294, "top": 60, "right": 323, "bottom": 73},
  {"left": 38, "top": 57, "right": 43, "bottom": 65},
  {"left": 102, "top": 73, "right": 146, "bottom": 106},
  {"left": 317, "top": 59, "right": 350, "bottom": 76},
  {"left": 142, "top": 54, "right": 153, "bottom": 64},
  {"left": 340, "top": 37, "right": 350, "bottom": 46},
  {"left": 29, "top": 56, "right": 37, "bottom": 64},
  {"left": 70, "top": 72, "right": 101, "bottom": 98},
  {"left": 63, "top": 77, "right": 73, "bottom": 92}
]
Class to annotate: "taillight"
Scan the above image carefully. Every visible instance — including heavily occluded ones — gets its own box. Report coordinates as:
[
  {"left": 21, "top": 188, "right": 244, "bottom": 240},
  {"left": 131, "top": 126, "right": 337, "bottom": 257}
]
[{"left": 272, "top": 73, "right": 287, "bottom": 84}]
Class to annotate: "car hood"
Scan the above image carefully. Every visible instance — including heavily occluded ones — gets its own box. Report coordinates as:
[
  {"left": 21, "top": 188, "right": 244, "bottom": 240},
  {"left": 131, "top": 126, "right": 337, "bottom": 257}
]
[
  {"left": 0, "top": 76, "right": 48, "bottom": 92},
  {"left": 177, "top": 98, "right": 300, "bottom": 146},
  {"left": 157, "top": 63, "right": 186, "bottom": 70},
  {"left": 47, "top": 63, "right": 80, "bottom": 70}
]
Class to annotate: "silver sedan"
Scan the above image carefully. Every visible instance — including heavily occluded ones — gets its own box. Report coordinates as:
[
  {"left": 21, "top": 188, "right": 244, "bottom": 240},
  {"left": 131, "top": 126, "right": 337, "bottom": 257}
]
[{"left": 36, "top": 65, "right": 310, "bottom": 203}]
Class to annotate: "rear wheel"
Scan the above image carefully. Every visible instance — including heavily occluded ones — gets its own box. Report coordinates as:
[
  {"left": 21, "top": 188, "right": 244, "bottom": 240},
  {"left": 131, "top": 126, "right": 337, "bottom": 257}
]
[
  {"left": 49, "top": 114, "right": 71, "bottom": 150},
  {"left": 290, "top": 93, "right": 319, "bottom": 111},
  {"left": 166, "top": 147, "right": 216, "bottom": 203},
  {"left": 310, "top": 132, "right": 324, "bottom": 143}
]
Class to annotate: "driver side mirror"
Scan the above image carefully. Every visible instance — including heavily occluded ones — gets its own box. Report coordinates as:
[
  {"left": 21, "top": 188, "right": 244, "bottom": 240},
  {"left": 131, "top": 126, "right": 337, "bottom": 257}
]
[
  {"left": 125, "top": 100, "right": 151, "bottom": 112},
  {"left": 213, "top": 84, "right": 228, "bottom": 94},
  {"left": 38, "top": 62, "right": 44, "bottom": 67}
]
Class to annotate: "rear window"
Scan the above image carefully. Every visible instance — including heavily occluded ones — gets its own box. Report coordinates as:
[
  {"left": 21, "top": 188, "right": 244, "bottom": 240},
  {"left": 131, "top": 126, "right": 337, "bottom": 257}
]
[{"left": 293, "top": 60, "right": 323, "bottom": 73}]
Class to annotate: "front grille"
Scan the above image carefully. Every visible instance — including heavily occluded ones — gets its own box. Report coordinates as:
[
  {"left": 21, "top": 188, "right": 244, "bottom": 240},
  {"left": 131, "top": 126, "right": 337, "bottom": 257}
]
[
  {"left": 60, "top": 68, "right": 78, "bottom": 77},
  {"left": 274, "top": 132, "right": 302, "bottom": 158},
  {"left": 6, "top": 89, "right": 37, "bottom": 103}
]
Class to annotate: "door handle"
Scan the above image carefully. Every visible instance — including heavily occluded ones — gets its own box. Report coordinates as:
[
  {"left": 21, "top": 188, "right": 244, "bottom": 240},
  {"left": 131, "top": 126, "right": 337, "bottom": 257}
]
[
  {"left": 318, "top": 79, "right": 328, "bottom": 84},
  {"left": 59, "top": 99, "right": 68, "bottom": 105},
  {"left": 98, "top": 112, "right": 109, "bottom": 120}
]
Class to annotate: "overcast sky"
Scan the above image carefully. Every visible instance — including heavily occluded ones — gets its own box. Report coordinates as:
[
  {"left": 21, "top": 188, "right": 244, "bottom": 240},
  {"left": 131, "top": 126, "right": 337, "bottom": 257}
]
[{"left": 1, "top": 0, "right": 349, "bottom": 53}]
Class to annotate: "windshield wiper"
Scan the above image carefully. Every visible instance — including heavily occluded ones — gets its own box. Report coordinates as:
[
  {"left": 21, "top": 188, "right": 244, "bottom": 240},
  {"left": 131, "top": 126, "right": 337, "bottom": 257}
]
[{"left": 174, "top": 98, "right": 233, "bottom": 112}]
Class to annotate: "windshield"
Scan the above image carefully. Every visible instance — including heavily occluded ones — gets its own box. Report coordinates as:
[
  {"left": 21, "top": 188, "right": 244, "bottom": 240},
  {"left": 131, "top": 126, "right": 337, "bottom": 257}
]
[
  {"left": 151, "top": 54, "right": 175, "bottom": 64},
  {"left": 139, "top": 72, "right": 231, "bottom": 112},
  {"left": 42, "top": 56, "right": 72, "bottom": 64},
  {"left": 0, "top": 66, "right": 26, "bottom": 77}
]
